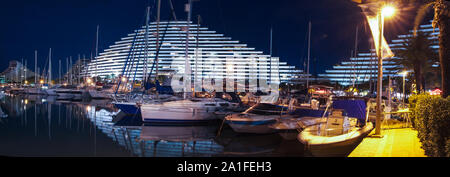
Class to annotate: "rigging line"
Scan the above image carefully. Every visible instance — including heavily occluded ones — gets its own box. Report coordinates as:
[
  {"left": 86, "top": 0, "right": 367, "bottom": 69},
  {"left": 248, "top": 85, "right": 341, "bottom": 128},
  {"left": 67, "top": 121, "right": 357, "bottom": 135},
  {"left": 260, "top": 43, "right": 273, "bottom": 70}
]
[
  {"left": 132, "top": 2, "right": 153, "bottom": 85},
  {"left": 126, "top": 11, "right": 150, "bottom": 81},
  {"left": 299, "top": 22, "right": 309, "bottom": 79},
  {"left": 145, "top": 21, "right": 170, "bottom": 85},
  {"left": 168, "top": 0, "right": 178, "bottom": 21},
  {"left": 115, "top": 9, "right": 147, "bottom": 95},
  {"left": 144, "top": 7, "right": 174, "bottom": 92}
]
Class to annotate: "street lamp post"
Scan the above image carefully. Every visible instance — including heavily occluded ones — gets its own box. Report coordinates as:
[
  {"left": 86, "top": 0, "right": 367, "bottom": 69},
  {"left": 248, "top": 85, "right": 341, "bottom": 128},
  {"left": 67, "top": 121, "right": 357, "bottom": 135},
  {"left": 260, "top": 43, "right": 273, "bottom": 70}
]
[{"left": 375, "top": 4, "right": 395, "bottom": 137}]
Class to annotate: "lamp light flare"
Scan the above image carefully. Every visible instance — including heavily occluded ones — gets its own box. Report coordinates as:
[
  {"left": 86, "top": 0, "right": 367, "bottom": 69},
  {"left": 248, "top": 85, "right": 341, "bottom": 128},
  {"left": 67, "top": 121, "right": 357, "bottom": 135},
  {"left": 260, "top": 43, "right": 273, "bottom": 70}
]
[
  {"left": 399, "top": 71, "right": 408, "bottom": 76},
  {"left": 382, "top": 6, "right": 396, "bottom": 18}
]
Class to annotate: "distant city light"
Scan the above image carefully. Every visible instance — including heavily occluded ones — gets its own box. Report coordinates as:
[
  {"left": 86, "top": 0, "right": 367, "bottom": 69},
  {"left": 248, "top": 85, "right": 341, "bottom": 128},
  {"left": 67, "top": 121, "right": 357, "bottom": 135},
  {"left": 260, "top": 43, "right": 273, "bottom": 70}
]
[{"left": 430, "top": 88, "right": 442, "bottom": 96}]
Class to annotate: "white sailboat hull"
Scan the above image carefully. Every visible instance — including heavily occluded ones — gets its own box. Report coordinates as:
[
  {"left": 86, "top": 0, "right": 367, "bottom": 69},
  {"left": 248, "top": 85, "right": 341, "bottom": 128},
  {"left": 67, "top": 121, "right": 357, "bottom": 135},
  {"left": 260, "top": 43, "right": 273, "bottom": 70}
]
[
  {"left": 140, "top": 99, "right": 227, "bottom": 124},
  {"left": 141, "top": 105, "right": 217, "bottom": 123}
]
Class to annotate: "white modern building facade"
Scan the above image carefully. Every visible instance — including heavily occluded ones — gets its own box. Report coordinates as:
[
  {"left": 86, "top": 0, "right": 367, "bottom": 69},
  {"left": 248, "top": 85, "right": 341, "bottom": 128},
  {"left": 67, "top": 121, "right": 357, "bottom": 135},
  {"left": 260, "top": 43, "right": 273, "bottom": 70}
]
[
  {"left": 83, "top": 21, "right": 308, "bottom": 88},
  {"left": 319, "top": 22, "right": 439, "bottom": 86}
]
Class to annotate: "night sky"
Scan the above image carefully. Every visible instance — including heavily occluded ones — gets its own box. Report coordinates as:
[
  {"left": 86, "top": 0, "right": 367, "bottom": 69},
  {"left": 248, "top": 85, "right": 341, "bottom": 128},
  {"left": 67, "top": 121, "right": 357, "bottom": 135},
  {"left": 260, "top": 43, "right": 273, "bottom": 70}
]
[{"left": 0, "top": 0, "right": 419, "bottom": 77}]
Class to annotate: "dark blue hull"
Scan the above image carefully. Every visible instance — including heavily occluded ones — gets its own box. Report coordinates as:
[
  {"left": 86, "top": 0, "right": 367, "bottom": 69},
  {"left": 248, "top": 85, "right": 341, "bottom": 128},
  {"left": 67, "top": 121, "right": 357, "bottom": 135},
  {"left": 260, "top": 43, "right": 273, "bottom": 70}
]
[
  {"left": 114, "top": 103, "right": 140, "bottom": 115},
  {"left": 143, "top": 118, "right": 218, "bottom": 125},
  {"left": 226, "top": 119, "right": 276, "bottom": 125}
]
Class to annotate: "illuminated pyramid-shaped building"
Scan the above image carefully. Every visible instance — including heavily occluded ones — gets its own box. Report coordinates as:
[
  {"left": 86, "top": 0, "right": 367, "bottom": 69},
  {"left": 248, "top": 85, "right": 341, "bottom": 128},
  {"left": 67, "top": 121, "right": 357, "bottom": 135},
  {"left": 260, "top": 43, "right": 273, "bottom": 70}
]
[
  {"left": 319, "top": 22, "right": 439, "bottom": 86},
  {"left": 84, "top": 21, "right": 307, "bottom": 87}
]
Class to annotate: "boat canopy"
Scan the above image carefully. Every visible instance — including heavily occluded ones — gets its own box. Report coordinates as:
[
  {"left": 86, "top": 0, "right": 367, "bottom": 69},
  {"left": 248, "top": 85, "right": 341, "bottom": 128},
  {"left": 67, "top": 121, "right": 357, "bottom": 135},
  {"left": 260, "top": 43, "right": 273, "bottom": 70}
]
[
  {"left": 289, "top": 108, "right": 327, "bottom": 118},
  {"left": 332, "top": 99, "right": 367, "bottom": 124}
]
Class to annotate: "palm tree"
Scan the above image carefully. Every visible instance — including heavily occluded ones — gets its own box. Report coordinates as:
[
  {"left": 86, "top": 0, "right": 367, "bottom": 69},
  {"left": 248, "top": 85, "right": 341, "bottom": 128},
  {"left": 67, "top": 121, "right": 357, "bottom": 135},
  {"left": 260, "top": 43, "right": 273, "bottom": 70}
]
[
  {"left": 395, "top": 31, "right": 438, "bottom": 92},
  {"left": 407, "top": 0, "right": 450, "bottom": 97}
]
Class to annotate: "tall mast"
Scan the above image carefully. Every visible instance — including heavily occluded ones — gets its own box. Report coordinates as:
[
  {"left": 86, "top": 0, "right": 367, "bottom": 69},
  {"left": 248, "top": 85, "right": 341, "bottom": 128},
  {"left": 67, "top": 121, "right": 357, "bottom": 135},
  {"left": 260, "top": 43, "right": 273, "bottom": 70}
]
[
  {"left": 95, "top": 25, "right": 99, "bottom": 81},
  {"left": 156, "top": 0, "right": 161, "bottom": 78},
  {"left": 306, "top": 21, "right": 311, "bottom": 89},
  {"left": 70, "top": 56, "right": 72, "bottom": 85},
  {"left": 184, "top": 0, "right": 193, "bottom": 98},
  {"left": 96, "top": 25, "right": 99, "bottom": 57},
  {"left": 352, "top": 25, "right": 358, "bottom": 89},
  {"left": 66, "top": 57, "right": 69, "bottom": 84},
  {"left": 270, "top": 26, "right": 273, "bottom": 56},
  {"left": 35, "top": 50, "right": 37, "bottom": 86},
  {"left": 78, "top": 54, "right": 81, "bottom": 84},
  {"left": 25, "top": 60, "right": 27, "bottom": 85},
  {"left": 195, "top": 15, "right": 200, "bottom": 94},
  {"left": 59, "top": 59, "right": 61, "bottom": 84},
  {"left": 269, "top": 26, "right": 273, "bottom": 85},
  {"left": 21, "top": 58, "right": 24, "bottom": 86},
  {"left": 48, "top": 48, "right": 52, "bottom": 86},
  {"left": 144, "top": 6, "right": 150, "bottom": 82}
]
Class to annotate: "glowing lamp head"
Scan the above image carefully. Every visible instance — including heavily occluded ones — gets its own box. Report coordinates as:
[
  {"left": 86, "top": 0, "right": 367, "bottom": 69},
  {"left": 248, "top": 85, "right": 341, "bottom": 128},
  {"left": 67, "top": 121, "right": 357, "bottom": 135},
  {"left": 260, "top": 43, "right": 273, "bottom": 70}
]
[
  {"left": 87, "top": 78, "right": 92, "bottom": 84},
  {"left": 382, "top": 6, "right": 396, "bottom": 18},
  {"left": 399, "top": 71, "right": 408, "bottom": 77},
  {"left": 39, "top": 80, "right": 44, "bottom": 84}
]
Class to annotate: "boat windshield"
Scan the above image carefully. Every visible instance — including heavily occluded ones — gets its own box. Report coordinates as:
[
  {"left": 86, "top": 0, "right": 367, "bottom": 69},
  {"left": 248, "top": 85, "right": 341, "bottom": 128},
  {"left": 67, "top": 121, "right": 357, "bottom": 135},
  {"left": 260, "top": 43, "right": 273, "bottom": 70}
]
[
  {"left": 245, "top": 103, "right": 287, "bottom": 115},
  {"left": 305, "top": 117, "right": 359, "bottom": 137}
]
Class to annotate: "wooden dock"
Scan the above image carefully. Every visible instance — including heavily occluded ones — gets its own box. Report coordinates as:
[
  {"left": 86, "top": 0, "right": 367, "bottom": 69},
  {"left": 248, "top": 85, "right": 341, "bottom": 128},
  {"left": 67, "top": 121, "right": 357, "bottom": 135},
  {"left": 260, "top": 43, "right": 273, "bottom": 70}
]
[{"left": 348, "top": 128, "right": 426, "bottom": 157}]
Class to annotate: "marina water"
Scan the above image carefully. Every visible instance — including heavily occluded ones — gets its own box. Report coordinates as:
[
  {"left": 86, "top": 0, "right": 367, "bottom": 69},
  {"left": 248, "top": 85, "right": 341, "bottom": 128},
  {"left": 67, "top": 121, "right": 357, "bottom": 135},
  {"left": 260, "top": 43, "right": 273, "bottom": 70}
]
[{"left": 0, "top": 94, "right": 307, "bottom": 157}]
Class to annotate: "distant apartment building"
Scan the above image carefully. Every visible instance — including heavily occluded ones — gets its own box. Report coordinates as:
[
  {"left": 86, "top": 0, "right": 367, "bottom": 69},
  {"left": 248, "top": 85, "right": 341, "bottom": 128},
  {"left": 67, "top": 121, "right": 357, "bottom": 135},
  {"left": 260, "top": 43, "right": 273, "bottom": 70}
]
[
  {"left": 319, "top": 21, "right": 439, "bottom": 86},
  {"left": 83, "top": 21, "right": 309, "bottom": 88}
]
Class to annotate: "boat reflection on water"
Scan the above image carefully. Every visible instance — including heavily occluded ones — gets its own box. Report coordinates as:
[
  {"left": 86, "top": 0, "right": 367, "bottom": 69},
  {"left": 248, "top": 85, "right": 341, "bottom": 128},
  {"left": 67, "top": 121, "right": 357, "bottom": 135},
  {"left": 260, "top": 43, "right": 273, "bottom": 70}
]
[
  {"left": 1, "top": 94, "right": 311, "bottom": 157},
  {"left": 137, "top": 125, "right": 223, "bottom": 157}
]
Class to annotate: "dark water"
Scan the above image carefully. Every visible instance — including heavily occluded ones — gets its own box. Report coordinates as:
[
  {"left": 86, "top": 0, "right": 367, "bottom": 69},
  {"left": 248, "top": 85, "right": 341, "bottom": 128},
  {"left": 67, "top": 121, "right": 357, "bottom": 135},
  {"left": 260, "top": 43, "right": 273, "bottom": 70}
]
[{"left": 0, "top": 94, "right": 308, "bottom": 157}]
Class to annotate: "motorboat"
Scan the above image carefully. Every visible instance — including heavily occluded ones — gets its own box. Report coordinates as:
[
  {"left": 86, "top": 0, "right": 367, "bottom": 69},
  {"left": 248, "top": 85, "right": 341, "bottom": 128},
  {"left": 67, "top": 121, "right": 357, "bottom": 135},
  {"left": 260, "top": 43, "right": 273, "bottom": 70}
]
[
  {"left": 87, "top": 84, "right": 114, "bottom": 99},
  {"left": 297, "top": 98, "right": 374, "bottom": 157},
  {"left": 9, "top": 87, "right": 25, "bottom": 94},
  {"left": 24, "top": 87, "right": 47, "bottom": 95},
  {"left": 267, "top": 105, "right": 329, "bottom": 140},
  {"left": 87, "top": 89, "right": 111, "bottom": 99},
  {"left": 225, "top": 103, "right": 289, "bottom": 134},
  {"left": 55, "top": 85, "right": 83, "bottom": 100}
]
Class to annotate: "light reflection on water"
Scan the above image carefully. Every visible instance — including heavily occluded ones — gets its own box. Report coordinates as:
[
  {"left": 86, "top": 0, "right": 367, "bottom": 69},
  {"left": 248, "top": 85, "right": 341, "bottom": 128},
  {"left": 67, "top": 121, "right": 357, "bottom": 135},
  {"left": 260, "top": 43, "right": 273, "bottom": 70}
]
[{"left": 0, "top": 94, "right": 306, "bottom": 157}]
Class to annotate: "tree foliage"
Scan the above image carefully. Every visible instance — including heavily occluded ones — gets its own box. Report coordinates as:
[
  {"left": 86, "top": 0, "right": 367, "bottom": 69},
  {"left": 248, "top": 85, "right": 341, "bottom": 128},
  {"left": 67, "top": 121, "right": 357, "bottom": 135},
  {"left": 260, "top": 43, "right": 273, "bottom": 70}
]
[
  {"left": 410, "top": 94, "right": 450, "bottom": 157},
  {"left": 395, "top": 31, "right": 438, "bottom": 91}
]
